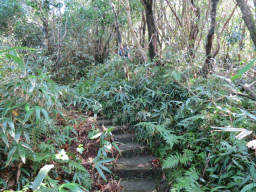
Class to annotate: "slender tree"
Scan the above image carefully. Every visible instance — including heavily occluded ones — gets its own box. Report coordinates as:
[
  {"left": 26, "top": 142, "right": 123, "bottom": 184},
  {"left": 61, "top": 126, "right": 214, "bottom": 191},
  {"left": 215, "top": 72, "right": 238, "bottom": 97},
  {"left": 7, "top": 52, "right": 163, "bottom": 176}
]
[
  {"left": 109, "top": 0, "right": 122, "bottom": 50},
  {"left": 202, "top": 0, "right": 219, "bottom": 77},
  {"left": 188, "top": 0, "right": 200, "bottom": 60},
  {"left": 141, "top": 0, "right": 158, "bottom": 60},
  {"left": 37, "top": 0, "right": 52, "bottom": 54},
  {"left": 140, "top": 11, "right": 146, "bottom": 48},
  {"left": 235, "top": 0, "right": 256, "bottom": 47},
  {"left": 123, "top": 0, "right": 147, "bottom": 62}
]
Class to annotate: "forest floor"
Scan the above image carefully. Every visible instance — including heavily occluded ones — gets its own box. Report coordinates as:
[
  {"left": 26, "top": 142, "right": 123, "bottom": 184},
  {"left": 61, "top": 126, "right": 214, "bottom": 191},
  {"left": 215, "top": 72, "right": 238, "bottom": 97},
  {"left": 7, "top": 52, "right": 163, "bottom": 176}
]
[
  {"left": 62, "top": 111, "right": 121, "bottom": 192},
  {"left": 0, "top": 112, "right": 119, "bottom": 192}
]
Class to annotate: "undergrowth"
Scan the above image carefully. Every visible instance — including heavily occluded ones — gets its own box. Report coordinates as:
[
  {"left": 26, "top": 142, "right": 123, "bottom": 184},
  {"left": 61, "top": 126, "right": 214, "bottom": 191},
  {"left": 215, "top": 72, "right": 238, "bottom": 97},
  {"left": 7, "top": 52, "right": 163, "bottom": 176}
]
[
  {"left": 72, "top": 56, "right": 256, "bottom": 191},
  {"left": 1, "top": 48, "right": 255, "bottom": 191},
  {"left": 0, "top": 48, "right": 91, "bottom": 191}
]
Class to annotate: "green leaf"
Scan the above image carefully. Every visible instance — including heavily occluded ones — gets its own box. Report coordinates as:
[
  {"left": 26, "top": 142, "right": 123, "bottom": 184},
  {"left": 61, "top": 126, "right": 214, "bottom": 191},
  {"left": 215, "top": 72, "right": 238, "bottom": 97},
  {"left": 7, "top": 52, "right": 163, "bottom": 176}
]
[
  {"left": 0, "top": 46, "right": 35, "bottom": 54},
  {"left": 8, "top": 121, "right": 15, "bottom": 131},
  {"left": 95, "top": 165, "right": 107, "bottom": 181},
  {"left": 18, "top": 145, "right": 26, "bottom": 164},
  {"left": 76, "top": 145, "right": 84, "bottom": 154},
  {"left": 24, "top": 131, "right": 31, "bottom": 144},
  {"left": 8, "top": 129, "right": 15, "bottom": 139},
  {"left": 171, "top": 71, "right": 182, "bottom": 81},
  {"left": 40, "top": 108, "right": 49, "bottom": 121},
  {"left": 162, "top": 155, "right": 180, "bottom": 169},
  {"left": 99, "top": 164, "right": 111, "bottom": 173},
  {"left": 231, "top": 58, "right": 256, "bottom": 80},
  {"left": 24, "top": 109, "right": 34, "bottom": 123},
  {"left": 240, "top": 183, "right": 256, "bottom": 192},
  {"left": 32, "top": 164, "right": 54, "bottom": 190},
  {"left": 25, "top": 104, "right": 30, "bottom": 112},
  {"left": 21, "top": 142, "right": 33, "bottom": 152},
  {"left": 106, "top": 127, "right": 114, "bottom": 133},
  {"left": 2, "top": 121, "right": 7, "bottom": 134},
  {"left": 35, "top": 106, "right": 41, "bottom": 121},
  {"left": 1, "top": 133, "right": 9, "bottom": 148},
  {"left": 112, "top": 142, "right": 120, "bottom": 153},
  {"left": 5, "top": 53, "right": 25, "bottom": 71},
  {"left": 15, "top": 130, "right": 21, "bottom": 143},
  {"left": 97, "top": 158, "right": 114, "bottom": 164},
  {"left": 88, "top": 129, "right": 102, "bottom": 140},
  {"left": 5, "top": 146, "right": 17, "bottom": 167},
  {"left": 59, "top": 183, "right": 86, "bottom": 192},
  {"left": 240, "top": 109, "right": 256, "bottom": 121}
]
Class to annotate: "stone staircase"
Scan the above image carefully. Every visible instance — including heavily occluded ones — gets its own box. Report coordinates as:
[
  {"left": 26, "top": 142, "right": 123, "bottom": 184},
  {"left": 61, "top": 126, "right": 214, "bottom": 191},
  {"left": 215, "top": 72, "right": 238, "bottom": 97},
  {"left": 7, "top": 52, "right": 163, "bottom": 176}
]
[{"left": 97, "top": 119, "right": 167, "bottom": 192}]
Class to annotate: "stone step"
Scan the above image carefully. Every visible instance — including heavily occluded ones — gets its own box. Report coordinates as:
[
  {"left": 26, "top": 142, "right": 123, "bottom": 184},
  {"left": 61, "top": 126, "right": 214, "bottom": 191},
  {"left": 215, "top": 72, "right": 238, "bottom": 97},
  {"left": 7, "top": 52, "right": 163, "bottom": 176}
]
[
  {"left": 120, "top": 178, "right": 158, "bottom": 192},
  {"left": 114, "top": 133, "right": 135, "bottom": 143},
  {"left": 119, "top": 142, "right": 148, "bottom": 158},
  {"left": 96, "top": 119, "right": 113, "bottom": 126},
  {"left": 114, "top": 155, "right": 162, "bottom": 178}
]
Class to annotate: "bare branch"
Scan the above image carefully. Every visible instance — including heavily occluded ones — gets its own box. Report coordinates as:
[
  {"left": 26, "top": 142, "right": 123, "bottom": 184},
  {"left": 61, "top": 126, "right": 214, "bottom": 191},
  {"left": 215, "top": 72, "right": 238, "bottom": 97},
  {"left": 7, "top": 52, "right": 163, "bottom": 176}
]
[{"left": 165, "top": 0, "right": 183, "bottom": 27}]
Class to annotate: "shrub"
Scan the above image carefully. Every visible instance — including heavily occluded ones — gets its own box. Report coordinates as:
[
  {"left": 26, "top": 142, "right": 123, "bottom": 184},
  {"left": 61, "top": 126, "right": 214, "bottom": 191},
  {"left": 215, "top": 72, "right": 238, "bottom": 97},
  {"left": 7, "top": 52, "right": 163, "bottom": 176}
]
[{"left": 0, "top": 47, "right": 91, "bottom": 191}]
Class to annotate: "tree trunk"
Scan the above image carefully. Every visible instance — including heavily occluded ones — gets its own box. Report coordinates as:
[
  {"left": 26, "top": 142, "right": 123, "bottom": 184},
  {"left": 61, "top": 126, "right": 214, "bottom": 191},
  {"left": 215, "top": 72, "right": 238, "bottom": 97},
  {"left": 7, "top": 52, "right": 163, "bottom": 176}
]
[
  {"left": 109, "top": 0, "right": 122, "bottom": 49},
  {"left": 110, "top": 0, "right": 130, "bottom": 79},
  {"left": 202, "top": 0, "right": 219, "bottom": 77},
  {"left": 123, "top": 0, "right": 147, "bottom": 63},
  {"left": 141, "top": 11, "right": 146, "bottom": 48},
  {"left": 38, "top": 0, "right": 52, "bottom": 54},
  {"left": 188, "top": 0, "right": 200, "bottom": 60},
  {"left": 42, "top": 19, "right": 52, "bottom": 54},
  {"left": 235, "top": 0, "right": 256, "bottom": 47},
  {"left": 141, "top": 0, "right": 158, "bottom": 60}
]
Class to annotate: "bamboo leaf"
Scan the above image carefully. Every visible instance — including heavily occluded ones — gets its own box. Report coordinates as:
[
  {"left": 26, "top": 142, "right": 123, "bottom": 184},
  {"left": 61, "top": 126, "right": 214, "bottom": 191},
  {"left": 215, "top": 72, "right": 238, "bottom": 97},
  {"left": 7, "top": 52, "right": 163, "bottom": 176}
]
[
  {"left": 5, "top": 53, "right": 25, "bottom": 71},
  {"left": 14, "top": 130, "right": 21, "bottom": 143},
  {"left": 95, "top": 165, "right": 107, "bottom": 181},
  {"left": 32, "top": 164, "right": 54, "bottom": 190},
  {"left": 40, "top": 108, "right": 49, "bottom": 121},
  {"left": 24, "top": 109, "right": 34, "bottom": 123},
  {"left": 35, "top": 106, "right": 41, "bottom": 121},
  {"left": 240, "top": 183, "right": 256, "bottom": 192},
  {"left": 231, "top": 58, "right": 256, "bottom": 80},
  {"left": 1, "top": 133, "right": 9, "bottom": 148},
  {"left": 0, "top": 46, "right": 34, "bottom": 54},
  {"left": 18, "top": 145, "right": 26, "bottom": 164},
  {"left": 59, "top": 183, "right": 86, "bottom": 192},
  {"left": 5, "top": 146, "right": 17, "bottom": 167},
  {"left": 99, "top": 164, "right": 111, "bottom": 173}
]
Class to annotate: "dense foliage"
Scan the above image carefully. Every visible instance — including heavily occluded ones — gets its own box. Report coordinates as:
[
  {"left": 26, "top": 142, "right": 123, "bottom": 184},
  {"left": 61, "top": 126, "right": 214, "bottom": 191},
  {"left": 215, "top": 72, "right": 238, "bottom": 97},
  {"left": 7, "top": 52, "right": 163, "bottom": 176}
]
[
  {"left": 73, "top": 58, "right": 256, "bottom": 191},
  {"left": 0, "top": 48, "right": 91, "bottom": 191},
  {"left": 0, "top": 0, "right": 256, "bottom": 191}
]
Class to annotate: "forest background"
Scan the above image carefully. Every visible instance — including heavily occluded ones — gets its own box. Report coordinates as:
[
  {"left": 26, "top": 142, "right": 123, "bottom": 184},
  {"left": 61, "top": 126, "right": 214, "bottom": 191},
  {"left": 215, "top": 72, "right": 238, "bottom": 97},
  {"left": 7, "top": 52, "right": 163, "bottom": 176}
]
[{"left": 0, "top": 0, "right": 256, "bottom": 191}]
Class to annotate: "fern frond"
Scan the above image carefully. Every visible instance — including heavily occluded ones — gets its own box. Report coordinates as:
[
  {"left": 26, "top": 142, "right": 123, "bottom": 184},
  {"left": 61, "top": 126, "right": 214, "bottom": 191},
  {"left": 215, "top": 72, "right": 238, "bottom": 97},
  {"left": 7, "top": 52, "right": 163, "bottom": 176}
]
[
  {"left": 172, "top": 167, "right": 202, "bottom": 192},
  {"left": 142, "top": 123, "right": 181, "bottom": 149},
  {"left": 162, "top": 154, "right": 180, "bottom": 169},
  {"left": 180, "top": 149, "right": 194, "bottom": 166},
  {"left": 177, "top": 114, "right": 204, "bottom": 127},
  {"left": 163, "top": 134, "right": 179, "bottom": 149},
  {"left": 163, "top": 149, "right": 194, "bottom": 169},
  {"left": 68, "top": 160, "right": 87, "bottom": 172}
]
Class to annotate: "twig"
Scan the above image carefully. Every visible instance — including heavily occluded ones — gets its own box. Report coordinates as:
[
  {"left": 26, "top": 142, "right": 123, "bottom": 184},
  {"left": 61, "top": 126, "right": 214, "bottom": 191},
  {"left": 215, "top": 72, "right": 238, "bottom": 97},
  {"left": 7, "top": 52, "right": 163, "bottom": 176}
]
[
  {"left": 213, "top": 4, "right": 238, "bottom": 58},
  {"left": 165, "top": 0, "right": 183, "bottom": 27},
  {"left": 202, "top": 152, "right": 211, "bottom": 178}
]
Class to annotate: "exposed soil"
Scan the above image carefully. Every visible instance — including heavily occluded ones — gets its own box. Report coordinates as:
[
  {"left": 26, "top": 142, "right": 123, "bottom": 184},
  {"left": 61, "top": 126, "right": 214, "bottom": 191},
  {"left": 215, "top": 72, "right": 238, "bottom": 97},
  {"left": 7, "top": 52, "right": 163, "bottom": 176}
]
[{"left": 65, "top": 111, "right": 122, "bottom": 192}]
